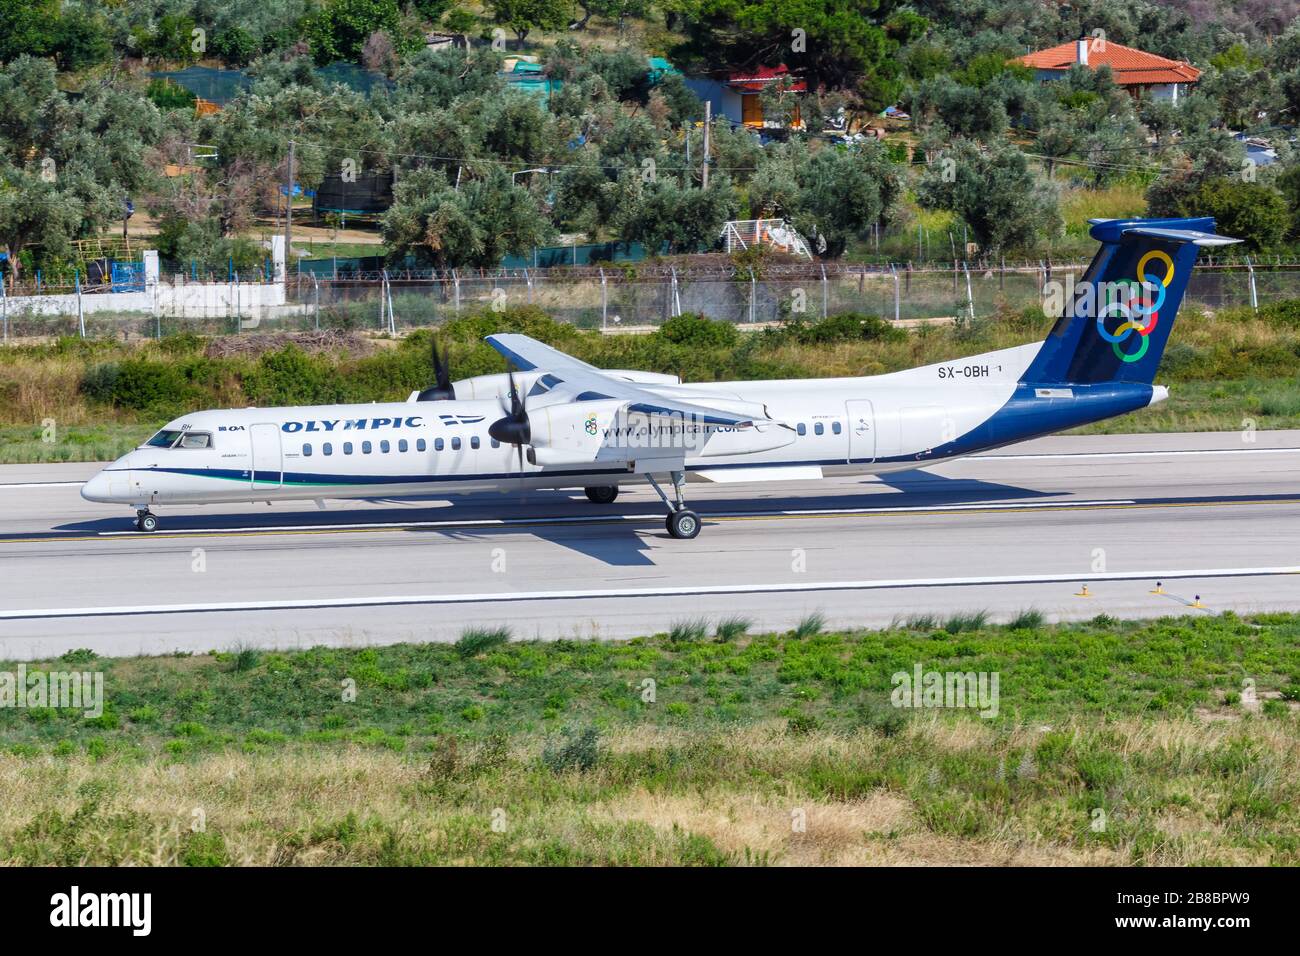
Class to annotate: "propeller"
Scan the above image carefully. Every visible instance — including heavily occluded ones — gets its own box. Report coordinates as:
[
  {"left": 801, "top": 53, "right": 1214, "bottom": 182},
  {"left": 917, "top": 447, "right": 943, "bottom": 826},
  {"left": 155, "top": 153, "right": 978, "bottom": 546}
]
[
  {"left": 415, "top": 333, "right": 455, "bottom": 401},
  {"left": 489, "top": 369, "right": 531, "bottom": 494}
]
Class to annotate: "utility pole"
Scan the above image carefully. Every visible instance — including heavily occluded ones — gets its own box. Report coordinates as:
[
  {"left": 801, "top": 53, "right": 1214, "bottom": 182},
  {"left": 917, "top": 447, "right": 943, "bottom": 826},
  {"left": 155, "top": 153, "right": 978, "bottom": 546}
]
[
  {"left": 701, "top": 101, "right": 711, "bottom": 189},
  {"left": 283, "top": 139, "right": 295, "bottom": 280}
]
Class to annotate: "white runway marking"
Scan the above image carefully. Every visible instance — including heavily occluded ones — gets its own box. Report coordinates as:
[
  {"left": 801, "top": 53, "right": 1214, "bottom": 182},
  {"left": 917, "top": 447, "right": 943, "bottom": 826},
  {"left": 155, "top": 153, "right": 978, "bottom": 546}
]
[
  {"left": 0, "top": 481, "right": 87, "bottom": 490},
  {"left": 4, "top": 565, "right": 1297, "bottom": 620},
  {"left": 976, "top": 447, "right": 1300, "bottom": 461}
]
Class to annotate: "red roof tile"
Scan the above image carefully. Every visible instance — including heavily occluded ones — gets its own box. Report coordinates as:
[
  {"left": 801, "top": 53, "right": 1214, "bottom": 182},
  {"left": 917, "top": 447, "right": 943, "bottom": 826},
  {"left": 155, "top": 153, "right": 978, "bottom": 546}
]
[
  {"left": 1016, "top": 40, "right": 1200, "bottom": 85},
  {"left": 726, "top": 64, "right": 807, "bottom": 93}
]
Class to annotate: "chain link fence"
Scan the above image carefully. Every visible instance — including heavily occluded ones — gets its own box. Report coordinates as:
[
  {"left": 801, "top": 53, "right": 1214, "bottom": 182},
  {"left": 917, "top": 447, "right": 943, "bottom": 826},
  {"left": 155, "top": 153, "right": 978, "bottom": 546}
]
[{"left": 2, "top": 260, "right": 1297, "bottom": 341}]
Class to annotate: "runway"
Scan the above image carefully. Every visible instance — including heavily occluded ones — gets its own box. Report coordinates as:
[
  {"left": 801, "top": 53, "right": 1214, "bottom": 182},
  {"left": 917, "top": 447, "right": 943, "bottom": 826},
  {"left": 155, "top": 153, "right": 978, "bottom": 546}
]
[{"left": 2, "top": 429, "right": 1298, "bottom": 659}]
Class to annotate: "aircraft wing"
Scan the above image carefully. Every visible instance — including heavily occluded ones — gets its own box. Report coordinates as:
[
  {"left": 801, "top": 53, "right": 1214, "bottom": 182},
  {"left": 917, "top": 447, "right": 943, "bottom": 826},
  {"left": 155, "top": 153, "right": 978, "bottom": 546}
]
[{"left": 485, "top": 333, "right": 764, "bottom": 427}]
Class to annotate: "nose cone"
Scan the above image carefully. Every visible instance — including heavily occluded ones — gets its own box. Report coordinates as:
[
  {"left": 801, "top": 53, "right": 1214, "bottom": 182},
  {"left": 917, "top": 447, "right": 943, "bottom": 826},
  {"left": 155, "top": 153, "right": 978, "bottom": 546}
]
[{"left": 81, "top": 468, "right": 128, "bottom": 503}]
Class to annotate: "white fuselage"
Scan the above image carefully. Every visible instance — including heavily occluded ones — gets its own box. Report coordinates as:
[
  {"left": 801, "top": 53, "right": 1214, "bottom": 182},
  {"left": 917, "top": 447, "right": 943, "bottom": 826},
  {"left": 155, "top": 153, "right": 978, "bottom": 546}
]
[{"left": 81, "top": 341, "right": 1159, "bottom": 510}]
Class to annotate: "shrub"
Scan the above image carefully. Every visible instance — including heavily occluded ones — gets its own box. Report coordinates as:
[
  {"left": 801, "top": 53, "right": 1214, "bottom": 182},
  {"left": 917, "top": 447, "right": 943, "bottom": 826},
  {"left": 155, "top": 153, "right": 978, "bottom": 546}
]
[
  {"left": 714, "top": 616, "right": 752, "bottom": 642},
  {"left": 786, "top": 712, "right": 821, "bottom": 736},
  {"left": 657, "top": 312, "right": 740, "bottom": 349},
  {"left": 792, "top": 612, "right": 826, "bottom": 638},
  {"left": 542, "top": 726, "right": 600, "bottom": 773},
  {"left": 1006, "top": 609, "right": 1044, "bottom": 631},
  {"left": 668, "top": 618, "right": 709, "bottom": 643},
  {"left": 790, "top": 312, "right": 905, "bottom": 345},
  {"left": 857, "top": 697, "right": 908, "bottom": 737},
  {"left": 456, "top": 626, "right": 511, "bottom": 657},
  {"left": 240, "top": 345, "right": 343, "bottom": 407},
  {"left": 944, "top": 610, "right": 988, "bottom": 634},
  {"left": 80, "top": 359, "right": 190, "bottom": 411}
]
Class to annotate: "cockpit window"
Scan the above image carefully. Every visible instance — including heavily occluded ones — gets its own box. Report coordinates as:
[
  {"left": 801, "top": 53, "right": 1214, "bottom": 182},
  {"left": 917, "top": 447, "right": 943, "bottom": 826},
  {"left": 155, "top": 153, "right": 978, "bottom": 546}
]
[
  {"left": 145, "top": 430, "right": 183, "bottom": 448},
  {"left": 144, "top": 430, "right": 212, "bottom": 449}
]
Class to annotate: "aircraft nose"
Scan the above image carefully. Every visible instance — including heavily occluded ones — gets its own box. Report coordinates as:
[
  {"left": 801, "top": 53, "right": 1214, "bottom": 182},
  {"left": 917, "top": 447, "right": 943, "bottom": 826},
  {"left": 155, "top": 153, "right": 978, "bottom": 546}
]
[{"left": 81, "top": 469, "right": 122, "bottom": 503}]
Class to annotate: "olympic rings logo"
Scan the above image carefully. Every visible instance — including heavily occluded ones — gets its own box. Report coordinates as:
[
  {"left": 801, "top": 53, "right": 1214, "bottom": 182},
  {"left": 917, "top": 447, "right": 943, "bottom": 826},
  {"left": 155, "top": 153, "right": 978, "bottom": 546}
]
[{"left": 1095, "top": 249, "right": 1174, "bottom": 363}]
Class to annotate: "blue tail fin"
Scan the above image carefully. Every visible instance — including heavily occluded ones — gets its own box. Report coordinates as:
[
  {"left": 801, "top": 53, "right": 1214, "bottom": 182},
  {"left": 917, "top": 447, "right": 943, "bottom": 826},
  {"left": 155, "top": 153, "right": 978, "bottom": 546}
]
[{"left": 1023, "top": 217, "right": 1239, "bottom": 386}]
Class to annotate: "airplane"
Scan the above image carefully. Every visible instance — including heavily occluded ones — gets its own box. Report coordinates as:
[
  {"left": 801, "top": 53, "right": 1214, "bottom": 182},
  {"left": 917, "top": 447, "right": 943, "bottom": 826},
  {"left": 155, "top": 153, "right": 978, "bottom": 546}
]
[{"left": 81, "top": 216, "right": 1237, "bottom": 538}]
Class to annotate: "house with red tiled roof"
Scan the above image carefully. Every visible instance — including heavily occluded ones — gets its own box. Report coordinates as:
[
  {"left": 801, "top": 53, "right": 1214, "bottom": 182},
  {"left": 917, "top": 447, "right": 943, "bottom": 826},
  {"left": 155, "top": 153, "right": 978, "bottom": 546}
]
[
  {"left": 1015, "top": 39, "right": 1200, "bottom": 104},
  {"left": 685, "top": 65, "right": 807, "bottom": 129}
]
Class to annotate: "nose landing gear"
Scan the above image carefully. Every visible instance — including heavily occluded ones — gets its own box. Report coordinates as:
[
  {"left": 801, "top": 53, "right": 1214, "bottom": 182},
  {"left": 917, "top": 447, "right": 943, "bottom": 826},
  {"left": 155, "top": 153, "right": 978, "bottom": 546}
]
[{"left": 646, "top": 470, "right": 701, "bottom": 539}]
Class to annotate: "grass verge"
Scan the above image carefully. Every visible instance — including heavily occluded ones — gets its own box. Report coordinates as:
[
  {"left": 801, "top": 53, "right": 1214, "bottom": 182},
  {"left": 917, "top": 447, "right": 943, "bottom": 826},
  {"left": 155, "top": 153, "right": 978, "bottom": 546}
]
[{"left": 2, "top": 612, "right": 1297, "bottom": 865}]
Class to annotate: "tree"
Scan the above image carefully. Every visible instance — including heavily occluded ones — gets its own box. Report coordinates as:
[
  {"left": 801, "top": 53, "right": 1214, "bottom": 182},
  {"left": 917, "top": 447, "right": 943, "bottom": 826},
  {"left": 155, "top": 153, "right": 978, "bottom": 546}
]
[
  {"left": 916, "top": 139, "right": 1061, "bottom": 258},
  {"left": 309, "top": 0, "right": 404, "bottom": 64},
  {"left": 0, "top": 0, "right": 57, "bottom": 64},
  {"left": 905, "top": 75, "right": 1008, "bottom": 140},
  {"left": 488, "top": 0, "right": 572, "bottom": 45},
  {"left": 750, "top": 142, "right": 900, "bottom": 258},
  {"left": 383, "top": 167, "right": 555, "bottom": 268},
  {"left": 0, "top": 58, "right": 162, "bottom": 287},
  {"left": 675, "top": 0, "right": 917, "bottom": 105},
  {"left": 616, "top": 177, "right": 737, "bottom": 254},
  {"left": 1171, "top": 178, "right": 1287, "bottom": 251}
]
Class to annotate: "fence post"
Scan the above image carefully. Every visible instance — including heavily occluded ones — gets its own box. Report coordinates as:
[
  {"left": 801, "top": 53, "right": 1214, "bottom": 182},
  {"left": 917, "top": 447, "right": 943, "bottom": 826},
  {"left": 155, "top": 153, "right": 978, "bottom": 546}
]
[
  {"left": 76, "top": 270, "right": 85, "bottom": 338},
  {"left": 386, "top": 274, "right": 397, "bottom": 334},
  {"left": 669, "top": 267, "right": 679, "bottom": 318},
  {"left": 312, "top": 273, "right": 320, "bottom": 331},
  {"left": 963, "top": 261, "right": 975, "bottom": 320},
  {"left": 379, "top": 270, "right": 388, "bottom": 329},
  {"left": 748, "top": 268, "right": 756, "bottom": 324},
  {"left": 820, "top": 263, "right": 828, "bottom": 318},
  {"left": 523, "top": 267, "right": 533, "bottom": 305},
  {"left": 1, "top": 275, "right": 6, "bottom": 344},
  {"left": 891, "top": 264, "right": 900, "bottom": 322},
  {"left": 452, "top": 269, "right": 460, "bottom": 313},
  {"left": 1246, "top": 256, "right": 1258, "bottom": 312},
  {"left": 599, "top": 267, "right": 607, "bottom": 331}
]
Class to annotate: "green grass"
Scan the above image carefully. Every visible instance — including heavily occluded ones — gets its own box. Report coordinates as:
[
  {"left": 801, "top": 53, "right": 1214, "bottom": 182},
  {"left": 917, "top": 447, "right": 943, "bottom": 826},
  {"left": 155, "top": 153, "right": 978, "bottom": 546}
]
[
  {"left": 4, "top": 612, "right": 1295, "bottom": 752},
  {"left": 1, "top": 612, "right": 1298, "bottom": 865},
  {"left": 0, "top": 422, "right": 147, "bottom": 464}
]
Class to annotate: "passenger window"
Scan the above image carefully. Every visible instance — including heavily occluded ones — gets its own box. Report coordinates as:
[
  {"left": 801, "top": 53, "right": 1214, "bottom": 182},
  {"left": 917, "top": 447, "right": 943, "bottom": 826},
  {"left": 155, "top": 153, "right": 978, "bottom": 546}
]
[
  {"left": 491, "top": 438, "right": 500, "bottom": 448},
  {"left": 362, "top": 441, "right": 372, "bottom": 454},
  {"left": 832, "top": 422, "right": 842, "bottom": 434},
  {"left": 324, "top": 443, "right": 333, "bottom": 456},
  {"left": 418, "top": 438, "right": 427, "bottom": 452},
  {"left": 303, "top": 443, "right": 312, "bottom": 457},
  {"left": 398, "top": 439, "right": 408, "bottom": 453},
  {"left": 797, "top": 423, "right": 806, "bottom": 436},
  {"left": 470, "top": 435, "right": 480, "bottom": 450},
  {"left": 434, "top": 438, "right": 443, "bottom": 451},
  {"left": 380, "top": 440, "right": 390, "bottom": 453},
  {"left": 451, "top": 437, "right": 462, "bottom": 451},
  {"left": 344, "top": 442, "right": 353, "bottom": 455},
  {"left": 814, "top": 423, "right": 824, "bottom": 436},
  {"left": 179, "top": 432, "right": 212, "bottom": 449}
]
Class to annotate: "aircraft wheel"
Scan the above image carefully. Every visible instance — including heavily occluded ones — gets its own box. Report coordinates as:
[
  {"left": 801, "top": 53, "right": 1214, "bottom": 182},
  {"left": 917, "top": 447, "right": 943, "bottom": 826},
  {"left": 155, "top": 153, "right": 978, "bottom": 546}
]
[
  {"left": 584, "top": 485, "right": 619, "bottom": 504},
  {"left": 666, "top": 509, "right": 700, "bottom": 539},
  {"left": 136, "top": 512, "right": 158, "bottom": 533}
]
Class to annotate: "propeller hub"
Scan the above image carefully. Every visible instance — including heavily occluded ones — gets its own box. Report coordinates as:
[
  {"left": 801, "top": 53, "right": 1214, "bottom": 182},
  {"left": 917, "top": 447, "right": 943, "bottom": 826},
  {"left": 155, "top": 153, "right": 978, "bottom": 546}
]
[{"left": 489, "top": 417, "right": 530, "bottom": 446}]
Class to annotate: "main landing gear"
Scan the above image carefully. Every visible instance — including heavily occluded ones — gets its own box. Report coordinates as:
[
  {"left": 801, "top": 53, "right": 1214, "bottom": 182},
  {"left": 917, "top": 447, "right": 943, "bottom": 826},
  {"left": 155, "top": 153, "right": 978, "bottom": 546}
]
[
  {"left": 135, "top": 509, "right": 158, "bottom": 532},
  {"left": 584, "top": 485, "right": 619, "bottom": 504},
  {"left": 646, "top": 470, "right": 700, "bottom": 539}
]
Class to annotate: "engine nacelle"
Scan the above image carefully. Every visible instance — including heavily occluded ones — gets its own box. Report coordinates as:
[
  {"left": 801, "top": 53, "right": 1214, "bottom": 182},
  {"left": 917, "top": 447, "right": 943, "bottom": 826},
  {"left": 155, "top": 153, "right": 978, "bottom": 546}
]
[
  {"left": 528, "top": 399, "right": 625, "bottom": 460},
  {"left": 445, "top": 372, "right": 545, "bottom": 402}
]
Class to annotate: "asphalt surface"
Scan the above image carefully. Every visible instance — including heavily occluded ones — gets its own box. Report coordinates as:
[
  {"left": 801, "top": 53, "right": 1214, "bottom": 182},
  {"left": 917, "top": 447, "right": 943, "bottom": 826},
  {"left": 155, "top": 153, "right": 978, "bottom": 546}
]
[{"left": 1, "top": 429, "right": 1298, "bottom": 659}]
